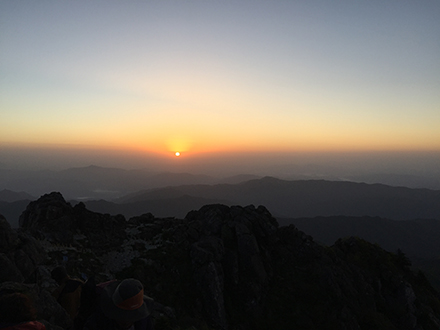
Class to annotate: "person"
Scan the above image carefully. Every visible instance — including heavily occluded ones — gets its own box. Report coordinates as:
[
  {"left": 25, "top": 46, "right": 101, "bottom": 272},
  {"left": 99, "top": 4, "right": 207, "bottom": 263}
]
[
  {"left": 0, "top": 293, "right": 46, "bottom": 330},
  {"left": 51, "top": 266, "right": 84, "bottom": 321},
  {"left": 83, "top": 278, "right": 154, "bottom": 330}
]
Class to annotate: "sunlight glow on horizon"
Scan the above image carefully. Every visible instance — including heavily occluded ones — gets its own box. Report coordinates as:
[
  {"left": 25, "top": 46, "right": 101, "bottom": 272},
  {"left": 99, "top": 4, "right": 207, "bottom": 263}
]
[{"left": 1, "top": 1, "right": 440, "bottom": 159}]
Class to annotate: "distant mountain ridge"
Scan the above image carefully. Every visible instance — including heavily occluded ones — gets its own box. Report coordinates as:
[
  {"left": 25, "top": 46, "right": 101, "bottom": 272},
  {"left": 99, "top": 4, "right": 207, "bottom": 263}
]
[
  {"left": 0, "top": 190, "right": 35, "bottom": 228},
  {"left": 0, "top": 189, "right": 35, "bottom": 202},
  {"left": 347, "top": 172, "right": 440, "bottom": 190},
  {"left": 111, "top": 177, "right": 440, "bottom": 220},
  {"left": 2, "top": 176, "right": 440, "bottom": 228},
  {"left": 0, "top": 166, "right": 259, "bottom": 200},
  {"left": 2, "top": 163, "right": 440, "bottom": 201},
  {"left": 279, "top": 216, "right": 440, "bottom": 291},
  {"left": 279, "top": 216, "right": 440, "bottom": 259},
  {"left": 84, "top": 194, "right": 232, "bottom": 219}
]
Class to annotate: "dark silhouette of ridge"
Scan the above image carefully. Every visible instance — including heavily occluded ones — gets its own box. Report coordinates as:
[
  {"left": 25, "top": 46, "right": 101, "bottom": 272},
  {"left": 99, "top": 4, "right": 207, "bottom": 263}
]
[
  {"left": 0, "top": 189, "right": 35, "bottom": 202},
  {"left": 0, "top": 190, "right": 36, "bottom": 228},
  {"left": 83, "top": 194, "right": 232, "bottom": 219},
  {"left": 113, "top": 177, "right": 440, "bottom": 220},
  {"left": 279, "top": 216, "right": 440, "bottom": 259},
  {"left": 0, "top": 166, "right": 218, "bottom": 200},
  {"left": 3, "top": 192, "right": 439, "bottom": 330},
  {"left": 279, "top": 215, "right": 440, "bottom": 290}
]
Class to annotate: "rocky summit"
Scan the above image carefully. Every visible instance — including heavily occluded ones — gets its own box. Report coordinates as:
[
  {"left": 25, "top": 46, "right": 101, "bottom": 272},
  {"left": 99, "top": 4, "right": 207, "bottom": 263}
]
[{"left": 1, "top": 192, "right": 440, "bottom": 330}]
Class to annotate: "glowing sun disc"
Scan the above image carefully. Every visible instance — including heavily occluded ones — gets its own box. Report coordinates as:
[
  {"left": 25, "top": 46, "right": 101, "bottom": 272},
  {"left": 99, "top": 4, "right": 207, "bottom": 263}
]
[{"left": 175, "top": 152, "right": 181, "bottom": 157}]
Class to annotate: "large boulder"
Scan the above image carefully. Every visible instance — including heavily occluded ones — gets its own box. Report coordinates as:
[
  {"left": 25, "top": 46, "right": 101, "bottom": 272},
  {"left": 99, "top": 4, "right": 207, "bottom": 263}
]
[
  {"left": 0, "top": 214, "right": 46, "bottom": 282},
  {"left": 0, "top": 214, "right": 23, "bottom": 282},
  {"left": 0, "top": 253, "right": 24, "bottom": 283},
  {"left": 19, "top": 192, "right": 76, "bottom": 243},
  {"left": 72, "top": 202, "right": 127, "bottom": 250},
  {"left": 139, "top": 204, "right": 279, "bottom": 330},
  {"left": 19, "top": 193, "right": 127, "bottom": 248},
  {"left": 0, "top": 214, "right": 18, "bottom": 250}
]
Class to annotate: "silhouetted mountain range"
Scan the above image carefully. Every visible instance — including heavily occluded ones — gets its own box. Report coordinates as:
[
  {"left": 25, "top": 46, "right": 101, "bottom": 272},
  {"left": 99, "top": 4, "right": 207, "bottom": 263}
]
[
  {"left": 2, "top": 175, "right": 440, "bottom": 228},
  {"left": 102, "top": 177, "right": 440, "bottom": 220},
  {"left": 0, "top": 166, "right": 268, "bottom": 202},
  {"left": 1, "top": 192, "right": 439, "bottom": 329},
  {"left": 279, "top": 216, "right": 440, "bottom": 258},
  {"left": 279, "top": 216, "right": 440, "bottom": 291},
  {"left": 0, "top": 189, "right": 35, "bottom": 202},
  {"left": 84, "top": 194, "right": 230, "bottom": 220},
  {"left": 0, "top": 166, "right": 222, "bottom": 200},
  {"left": 2, "top": 164, "right": 440, "bottom": 202},
  {"left": 347, "top": 172, "right": 440, "bottom": 191}
]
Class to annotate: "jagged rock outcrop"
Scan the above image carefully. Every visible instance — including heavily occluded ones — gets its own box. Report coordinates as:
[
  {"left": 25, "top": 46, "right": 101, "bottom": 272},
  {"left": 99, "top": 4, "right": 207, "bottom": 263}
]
[
  {"left": 2, "top": 193, "right": 440, "bottom": 330},
  {"left": 20, "top": 192, "right": 74, "bottom": 230},
  {"left": 166, "top": 204, "right": 277, "bottom": 330},
  {"left": 0, "top": 215, "right": 70, "bottom": 329},
  {"left": 0, "top": 214, "right": 46, "bottom": 282},
  {"left": 122, "top": 204, "right": 440, "bottom": 330},
  {"left": 187, "top": 205, "right": 277, "bottom": 329},
  {"left": 19, "top": 192, "right": 127, "bottom": 249},
  {"left": 0, "top": 281, "right": 72, "bottom": 330}
]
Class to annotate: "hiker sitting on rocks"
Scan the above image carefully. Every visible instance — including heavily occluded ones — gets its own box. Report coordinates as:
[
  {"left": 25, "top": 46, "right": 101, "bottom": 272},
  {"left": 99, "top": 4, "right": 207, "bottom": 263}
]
[
  {"left": 0, "top": 292, "right": 46, "bottom": 330},
  {"left": 51, "top": 266, "right": 84, "bottom": 321},
  {"left": 83, "top": 278, "right": 154, "bottom": 330}
]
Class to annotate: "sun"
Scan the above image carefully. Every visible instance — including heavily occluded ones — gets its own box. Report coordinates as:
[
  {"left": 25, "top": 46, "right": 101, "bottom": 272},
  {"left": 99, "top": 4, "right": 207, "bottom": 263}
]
[{"left": 175, "top": 152, "right": 181, "bottom": 157}]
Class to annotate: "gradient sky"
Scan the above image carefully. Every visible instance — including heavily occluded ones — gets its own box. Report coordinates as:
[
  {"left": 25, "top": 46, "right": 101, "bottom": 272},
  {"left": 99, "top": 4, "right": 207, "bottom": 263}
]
[{"left": 1, "top": 1, "right": 440, "bottom": 164}]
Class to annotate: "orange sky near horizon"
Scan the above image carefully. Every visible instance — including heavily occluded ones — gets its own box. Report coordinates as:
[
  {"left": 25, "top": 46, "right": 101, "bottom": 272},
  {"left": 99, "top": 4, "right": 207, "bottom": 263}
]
[{"left": 1, "top": 1, "right": 440, "bottom": 162}]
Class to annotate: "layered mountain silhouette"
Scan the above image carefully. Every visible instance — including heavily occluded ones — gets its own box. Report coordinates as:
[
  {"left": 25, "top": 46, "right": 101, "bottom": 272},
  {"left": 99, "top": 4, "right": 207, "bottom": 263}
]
[
  {"left": 0, "top": 189, "right": 35, "bottom": 228},
  {"left": 0, "top": 166, "right": 259, "bottom": 201},
  {"left": 1, "top": 192, "right": 439, "bottom": 329},
  {"left": 2, "top": 164, "right": 440, "bottom": 201},
  {"left": 280, "top": 216, "right": 440, "bottom": 291},
  {"left": 2, "top": 176, "right": 440, "bottom": 227},
  {"left": 279, "top": 216, "right": 440, "bottom": 259},
  {"left": 0, "top": 189, "right": 35, "bottom": 202},
  {"left": 86, "top": 177, "right": 440, "bottom": 220}
]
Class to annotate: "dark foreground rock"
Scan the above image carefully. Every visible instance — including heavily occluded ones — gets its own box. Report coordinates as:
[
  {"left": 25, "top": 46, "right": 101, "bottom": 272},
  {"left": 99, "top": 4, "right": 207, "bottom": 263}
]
[{"left": 1, "top": 192, "right": 440, "bottom": 329}]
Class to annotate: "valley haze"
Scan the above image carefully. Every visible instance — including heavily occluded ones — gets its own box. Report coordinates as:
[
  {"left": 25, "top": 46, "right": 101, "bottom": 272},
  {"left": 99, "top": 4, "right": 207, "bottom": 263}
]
[
  {"left": 1, "top": 149, "right": 440, "bottom": 200},
  {"left": 1, "top": 148, "right": 440, "bottom": 229}
]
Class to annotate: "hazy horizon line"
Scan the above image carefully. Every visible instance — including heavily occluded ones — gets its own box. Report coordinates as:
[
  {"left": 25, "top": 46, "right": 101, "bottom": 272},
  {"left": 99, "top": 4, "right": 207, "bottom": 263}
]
[{"left": 1, "top": 144, "right": 439, "bottom": 178}]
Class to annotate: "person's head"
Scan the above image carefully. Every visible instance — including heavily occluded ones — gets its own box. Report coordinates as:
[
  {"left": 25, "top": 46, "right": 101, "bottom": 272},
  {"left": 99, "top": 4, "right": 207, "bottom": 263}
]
[
  {"left": 0, "top": 293, "right": 37, "bottom": 322},
  {"left": 100, "top": 279, "right": 149, "bottom": 328},
  {"left": 51, "top": 266, "right": 68, "bottom": 284}
]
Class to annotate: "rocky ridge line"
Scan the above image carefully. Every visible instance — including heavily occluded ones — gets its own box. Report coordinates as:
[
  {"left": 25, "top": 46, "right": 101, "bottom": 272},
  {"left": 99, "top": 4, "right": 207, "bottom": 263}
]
[{"left": 0, "top": 192, "right": 439, "bottom": 330}]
